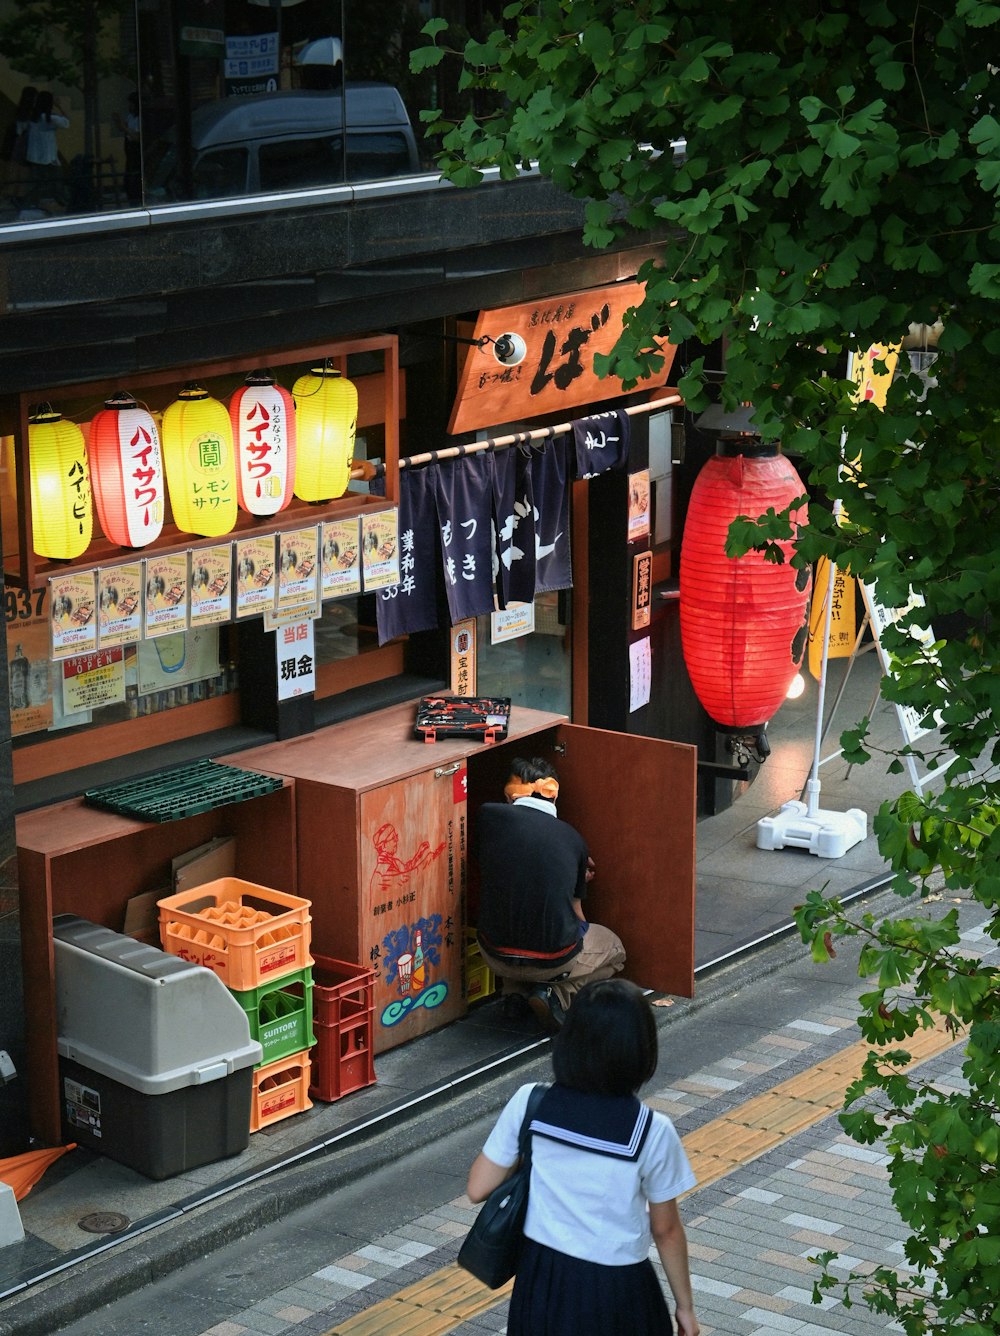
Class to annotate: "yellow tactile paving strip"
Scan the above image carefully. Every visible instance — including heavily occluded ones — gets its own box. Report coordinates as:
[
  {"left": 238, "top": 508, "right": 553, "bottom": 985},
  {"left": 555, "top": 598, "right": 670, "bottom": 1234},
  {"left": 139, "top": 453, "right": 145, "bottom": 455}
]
[{"left": 323, "top": 1020, "right": 957, "bottom": 1335}]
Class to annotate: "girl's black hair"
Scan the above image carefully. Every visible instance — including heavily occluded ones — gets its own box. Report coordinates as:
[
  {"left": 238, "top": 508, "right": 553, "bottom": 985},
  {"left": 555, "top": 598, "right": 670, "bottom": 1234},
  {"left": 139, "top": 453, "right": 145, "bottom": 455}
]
[{"left": 551, "top": 978, "right": 658, "bottom": 1097}]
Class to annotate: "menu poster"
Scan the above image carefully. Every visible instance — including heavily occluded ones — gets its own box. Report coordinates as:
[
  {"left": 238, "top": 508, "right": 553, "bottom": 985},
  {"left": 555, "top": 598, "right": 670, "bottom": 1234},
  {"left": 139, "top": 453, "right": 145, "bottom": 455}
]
[
  {"left": 50, "top": 571, "right": 98, "bottom": 660},
  {"left": 361, "top": 507, "right": 400, "bottom": 591},
  {"left": 235, "top": 534, "right": 276, "bottom": 618},
  {"left": 97, "top": 562, "right": 143, "bottom": 648},
  {"left": 321, "top": 518, "right": 362, "bottom": 599},
  {"left": 143, "top": 552, "right": 189, "bottom": 639},
  {"left": 62, "top": 647, "right": 125, "bottom": 714},
  {"left": 189, "top": 544, "right": 233, "bottom": 627},
  {"left": 277, "top": 525, "right": 320, "bottom": 617},
  {"left": 627, "top": 469, "right": 651, "bottom": 543}
]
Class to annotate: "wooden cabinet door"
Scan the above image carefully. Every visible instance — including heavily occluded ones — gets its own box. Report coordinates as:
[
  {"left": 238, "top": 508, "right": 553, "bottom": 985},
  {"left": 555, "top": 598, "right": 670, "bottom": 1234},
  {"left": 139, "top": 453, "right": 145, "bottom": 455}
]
[
  {"left": 359, "top": 761, "right": 468, "bottom": 1053},
  {"left": 548, "top": 724, "right": 696, "bottom": 998}
]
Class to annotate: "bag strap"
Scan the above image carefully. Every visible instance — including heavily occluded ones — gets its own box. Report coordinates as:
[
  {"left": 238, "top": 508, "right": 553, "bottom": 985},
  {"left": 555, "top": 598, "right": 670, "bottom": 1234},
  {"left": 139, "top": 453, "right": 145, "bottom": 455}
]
[{"left": 517, "top": 1083, "right": 548, "bottom": 1167}]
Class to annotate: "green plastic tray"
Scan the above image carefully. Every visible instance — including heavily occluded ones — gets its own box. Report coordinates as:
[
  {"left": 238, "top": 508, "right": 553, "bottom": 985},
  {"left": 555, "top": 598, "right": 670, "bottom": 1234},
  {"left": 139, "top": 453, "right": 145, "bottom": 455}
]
[{"left": 84, "top": 758, "right": 283, "bottom": 822}]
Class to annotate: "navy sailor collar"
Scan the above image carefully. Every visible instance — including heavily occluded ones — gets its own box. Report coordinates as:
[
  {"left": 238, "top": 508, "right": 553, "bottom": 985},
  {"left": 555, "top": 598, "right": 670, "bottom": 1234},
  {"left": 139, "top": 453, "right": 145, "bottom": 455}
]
[{"left": 530, "top": 1084, "right": 652, "bottom": 1162}]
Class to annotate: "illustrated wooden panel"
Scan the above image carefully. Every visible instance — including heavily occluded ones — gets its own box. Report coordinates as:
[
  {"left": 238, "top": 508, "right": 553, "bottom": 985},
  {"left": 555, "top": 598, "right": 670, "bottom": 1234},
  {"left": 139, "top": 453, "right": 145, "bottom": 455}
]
[{"left": 359, "top": 768, "right": 467, "bottom": 1053}]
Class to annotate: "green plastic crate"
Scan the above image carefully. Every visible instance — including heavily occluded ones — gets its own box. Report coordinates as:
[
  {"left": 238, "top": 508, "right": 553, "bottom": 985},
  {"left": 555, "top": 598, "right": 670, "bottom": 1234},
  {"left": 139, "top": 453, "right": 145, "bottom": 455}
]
[{"left": 229, "top": 967, "right": 314, "bottom": 1067}]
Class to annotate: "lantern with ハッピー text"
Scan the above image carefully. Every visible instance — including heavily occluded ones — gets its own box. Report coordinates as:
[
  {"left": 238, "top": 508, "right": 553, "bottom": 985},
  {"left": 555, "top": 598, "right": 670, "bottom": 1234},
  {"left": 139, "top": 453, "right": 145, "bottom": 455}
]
[
  {"left": 28, "top": 407, "right": 92, "bottom": 559},
  {"left": 680, "top": 444, "right": 810, "bottom": 752},
  {"left": 230, "top": 372, "right": 296, "bottom": 515},
  {"left": 88, "top": 392, "right": 164, "bottom": 547},
  {"left": 161, "top": 385, "right": 238, "bottom": 537},
  {"left": 292, "top": 362, "right": 357, "bottom": 502}
]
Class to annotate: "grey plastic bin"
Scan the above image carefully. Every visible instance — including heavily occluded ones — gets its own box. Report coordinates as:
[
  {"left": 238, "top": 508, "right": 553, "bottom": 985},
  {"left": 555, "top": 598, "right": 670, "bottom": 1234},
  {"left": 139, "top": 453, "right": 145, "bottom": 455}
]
[{"left": 53, "top": 915, "right": 263, "bottom": 1179}]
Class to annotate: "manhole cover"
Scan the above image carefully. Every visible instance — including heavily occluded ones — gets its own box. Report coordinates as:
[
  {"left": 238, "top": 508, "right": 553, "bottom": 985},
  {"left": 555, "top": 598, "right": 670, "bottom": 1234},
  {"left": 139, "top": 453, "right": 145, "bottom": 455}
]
[{"left": 78, "top": 1210, "right": 130, "bottom": 1234}]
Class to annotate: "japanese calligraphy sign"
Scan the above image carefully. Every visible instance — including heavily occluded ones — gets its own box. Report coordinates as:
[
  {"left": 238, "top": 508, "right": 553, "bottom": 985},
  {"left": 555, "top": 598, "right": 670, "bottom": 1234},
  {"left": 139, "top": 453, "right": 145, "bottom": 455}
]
[
  {"left": 235, "top": 535, "right": 276, "bottom": 618},
  {"left": 375, "top": 468, "right": 440, "bottom": 644},
  {"left": 632, "top": 551, "right": 652, "bottom": 630},
  {"left": 449, "top": 619, "right": 477, "bottom": 695},
  {"left": 361, "top": 509, "right": 401, "bottom": 591},
  {"left": 276, "top": 526, "right": 320, "bottom": 618},
  {"left": 276, "top": 619, "right": 315, "bottom": 701},
  {"left": 143, "top": 552, "right": 189, "bottom": 639},
  {"left": 448, "top": 282, "right": 676, "bottom": 435},
  {"left": 321, "top": 518, "right": 362, "bottom": 599},
  {"left": 434, "top": 456, "right": 495, "bottom": 621},
  {"left": 50, "top": 571, "right": 98, "bottom": 660},
  {"left": 570, "top": 407, "right": 631, "bottom": 479},
  {"left": 97, "top": 562, "right": 142, "bottom": 648},
  {"left": 189, "top": 544, "right": 233, "bottom": 627}
]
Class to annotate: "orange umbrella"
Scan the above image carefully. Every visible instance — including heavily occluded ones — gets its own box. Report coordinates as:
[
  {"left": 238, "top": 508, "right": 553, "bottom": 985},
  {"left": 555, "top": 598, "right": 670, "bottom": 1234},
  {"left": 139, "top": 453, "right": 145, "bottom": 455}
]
[{"left": 0, "top": 1144, "right": 76, "bottom": 1201}]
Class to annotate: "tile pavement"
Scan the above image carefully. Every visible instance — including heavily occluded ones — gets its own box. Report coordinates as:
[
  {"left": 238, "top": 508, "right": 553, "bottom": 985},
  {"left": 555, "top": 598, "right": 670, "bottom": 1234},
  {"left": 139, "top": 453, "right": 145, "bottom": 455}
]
[{"left": 181, "top": 914, "right": 992, "bottom": 1336}]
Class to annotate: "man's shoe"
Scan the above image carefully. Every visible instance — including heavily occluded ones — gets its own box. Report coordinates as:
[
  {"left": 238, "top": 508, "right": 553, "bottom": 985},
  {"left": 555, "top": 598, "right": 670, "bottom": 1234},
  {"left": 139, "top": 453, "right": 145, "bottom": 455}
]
[{"left": 527, "top": 985, "right": 564, "bottom": 1034}]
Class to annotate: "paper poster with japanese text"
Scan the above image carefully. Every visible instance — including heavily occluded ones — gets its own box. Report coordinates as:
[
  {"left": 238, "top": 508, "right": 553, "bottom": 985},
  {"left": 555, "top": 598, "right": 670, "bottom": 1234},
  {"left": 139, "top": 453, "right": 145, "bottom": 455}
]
[
  {"left": 627, "top": 470, "right": 651, "bottom": 543},
  {"left": 361, "top": 508, "right": 400, "bottom": 591},
  {"left": 491, "top": 603, "right": 534, "bottom": 644},
  {"left": 277, "top": 526, "right": 320, "bottom": 618},
  {"left": 50, "top": 571, "right": 98, "bottom": 660},
  {"left": 321, "top": 518, "right": 362, "bottom": 599},
  {"left": 97, "top": 562, "right": 143, "bottom": 648},
  {"left": 189, "top": 544, "right": 233, "bottom": 627},
  {"left": 6, "top": 584, "right": 54, "bottom": 735},
  {"left": 62, "top": 647, "right": 125, "bottom": 714},
  {"left": 629, "top": 636, "right": 652, "bottom": 712},
  {"left": 235, "top": 534, "right": 276, "bottom": 618},
  {"left": 276, "top": 619, "right": 316, "bottom": 700},
  {"left": 143, "top": 552, "right": 189, "bottom": 638}
]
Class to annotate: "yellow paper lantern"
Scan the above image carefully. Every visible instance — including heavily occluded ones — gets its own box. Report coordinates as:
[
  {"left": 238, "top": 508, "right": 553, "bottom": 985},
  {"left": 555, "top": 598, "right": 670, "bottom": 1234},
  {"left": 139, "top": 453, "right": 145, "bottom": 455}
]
[
  {"left": 292, "top": 362, "right": 358, "bottom": 502},
  {"left": 161, "top": 385, "right": 238, "bottom": 536},
  {"left": 28, "top": 408, "right": 92, "bottom": 559}
]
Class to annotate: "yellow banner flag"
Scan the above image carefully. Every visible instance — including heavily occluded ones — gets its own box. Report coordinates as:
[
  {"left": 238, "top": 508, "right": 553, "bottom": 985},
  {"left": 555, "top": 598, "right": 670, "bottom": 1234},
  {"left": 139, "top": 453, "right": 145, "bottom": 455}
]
[{"left": 808, "top": 556, "right": 857, "bottom": 679}]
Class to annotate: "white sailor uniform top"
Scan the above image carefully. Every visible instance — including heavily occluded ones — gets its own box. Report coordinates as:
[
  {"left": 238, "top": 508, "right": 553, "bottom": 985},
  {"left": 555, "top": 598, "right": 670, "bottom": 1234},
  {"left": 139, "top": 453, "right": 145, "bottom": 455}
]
[{"left": 481, "top": 1082, "right": 696, "bottom": 1266}]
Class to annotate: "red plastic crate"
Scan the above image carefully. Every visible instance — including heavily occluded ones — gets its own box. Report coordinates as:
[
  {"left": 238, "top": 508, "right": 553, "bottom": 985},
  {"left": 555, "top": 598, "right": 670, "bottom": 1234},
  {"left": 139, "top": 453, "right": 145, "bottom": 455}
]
[{"left": 309, "top": 955, "right": 376, "bottom": 1103}]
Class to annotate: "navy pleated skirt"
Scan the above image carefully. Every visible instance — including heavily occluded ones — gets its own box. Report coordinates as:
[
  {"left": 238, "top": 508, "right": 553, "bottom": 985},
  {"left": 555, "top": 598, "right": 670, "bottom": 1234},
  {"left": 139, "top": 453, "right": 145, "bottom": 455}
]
[{"left": 507, "top": 1238, "right": 674, "bottom": 1335}]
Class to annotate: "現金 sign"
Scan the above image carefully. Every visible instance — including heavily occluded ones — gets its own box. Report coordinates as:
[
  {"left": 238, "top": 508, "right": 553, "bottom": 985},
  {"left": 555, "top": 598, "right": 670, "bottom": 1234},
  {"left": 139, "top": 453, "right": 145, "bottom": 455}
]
[{"left": 448, "top": 282, "right": 676, "bottom": 435}]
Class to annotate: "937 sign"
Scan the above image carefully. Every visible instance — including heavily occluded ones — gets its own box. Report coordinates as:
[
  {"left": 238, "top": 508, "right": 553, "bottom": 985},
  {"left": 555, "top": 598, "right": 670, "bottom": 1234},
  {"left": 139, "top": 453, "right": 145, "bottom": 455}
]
[{"left": 5, "top": 587, "right": 45, "bottom": 622}]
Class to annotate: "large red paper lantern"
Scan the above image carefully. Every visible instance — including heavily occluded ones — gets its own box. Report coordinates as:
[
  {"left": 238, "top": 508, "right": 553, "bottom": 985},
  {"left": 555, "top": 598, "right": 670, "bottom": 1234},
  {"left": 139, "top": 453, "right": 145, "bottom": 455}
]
[
  {"left": 89, "top": 392, "right": 165, "bottom": 547},
  {"left": 230, "top": 372, "right": 296, "bottom": 516},
  {"left": 680, "top": 445, "right": 810, "bottom": 738}
]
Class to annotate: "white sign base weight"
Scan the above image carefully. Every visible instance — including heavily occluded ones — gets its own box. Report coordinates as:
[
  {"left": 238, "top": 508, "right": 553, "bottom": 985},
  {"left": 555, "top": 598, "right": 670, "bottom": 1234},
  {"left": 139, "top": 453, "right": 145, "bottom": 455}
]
[{"left": 756, "top": 781, "right": 867, "bottom": 859}]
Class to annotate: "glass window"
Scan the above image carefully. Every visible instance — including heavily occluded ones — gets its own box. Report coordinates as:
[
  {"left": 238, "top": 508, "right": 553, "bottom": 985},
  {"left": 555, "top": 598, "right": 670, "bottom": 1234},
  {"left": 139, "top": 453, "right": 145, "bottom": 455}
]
[
  {"left": 193, "top": 146, "right": 248, "bottom": 198},
  {"left": 260, "top": 135, "right": 342, "bottom": 192},
  {"left": 474, "top": 593, "right": 571, "bottom": 717}
]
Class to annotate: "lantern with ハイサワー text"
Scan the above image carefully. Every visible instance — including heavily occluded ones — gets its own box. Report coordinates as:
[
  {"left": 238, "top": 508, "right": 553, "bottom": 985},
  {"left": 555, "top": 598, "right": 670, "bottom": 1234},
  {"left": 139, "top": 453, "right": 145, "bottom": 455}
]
[
  {"left": 161, "top": 385, "right": 238, "bottom": 537},
  {"left": 292, "top": 362, "right": 357, "bottom": 502},
  {"left": 679, "top": 442, "right": 811, "bottom": 761},
  {"left": 28, "top": 407, "right": 92, "bottom": 559},
  {"left": 230, "top": 372, "right": 296, "bottom": 516},
  {"left": 88, "top": 392, "right": 165, "bottom": 547}
]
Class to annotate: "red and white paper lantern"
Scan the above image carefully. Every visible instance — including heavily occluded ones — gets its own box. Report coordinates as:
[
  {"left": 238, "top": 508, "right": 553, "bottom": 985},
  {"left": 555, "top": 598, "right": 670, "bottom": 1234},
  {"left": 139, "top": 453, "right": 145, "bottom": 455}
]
[
  {"left": 88, "top": 393, "right": 164, "bottom": 547},
  {"left": 230, "top": 372, "right": 297, "bottom": 516}
]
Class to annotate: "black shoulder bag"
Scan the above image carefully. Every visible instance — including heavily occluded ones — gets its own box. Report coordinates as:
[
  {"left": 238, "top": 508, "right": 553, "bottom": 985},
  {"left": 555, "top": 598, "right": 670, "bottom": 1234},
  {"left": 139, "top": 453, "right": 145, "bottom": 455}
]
[{"left": 457, "top": 1083, "right": 547, "bottom": 1288}]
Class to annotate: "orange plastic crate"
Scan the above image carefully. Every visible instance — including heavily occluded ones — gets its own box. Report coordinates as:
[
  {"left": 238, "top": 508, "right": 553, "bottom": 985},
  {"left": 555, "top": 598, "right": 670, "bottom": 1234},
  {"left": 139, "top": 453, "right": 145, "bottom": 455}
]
[
  {"left": 250, "top": 1049, "right": 313, "bottom": 1132},
  {"left": 309, "top": 955, "right": 376, "bottom": 1103},
  {"left": 157, "top": 878, "right": 312, "bottom": 991}
]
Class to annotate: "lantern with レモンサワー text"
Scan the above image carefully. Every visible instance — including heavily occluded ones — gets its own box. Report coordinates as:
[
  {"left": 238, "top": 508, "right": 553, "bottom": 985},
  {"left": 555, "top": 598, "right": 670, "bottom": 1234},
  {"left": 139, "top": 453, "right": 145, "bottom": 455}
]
[
  {"left": 230, "top": 371, "right": 296, "bottom": 516},
  {"left": 161, "top": 384, "right": 238, "bottom": 537},
  {"left": 679, "top": 442, "right": 811, "bottom": 762},
  {"left": 292, "top": 361, "right": 357, "bottom": 502},
  {"left": 88, "top": 392, "right": 165, "bottom": 547},
  {"left": 28, "top": 407, "right": 92, "bottom": 559}
]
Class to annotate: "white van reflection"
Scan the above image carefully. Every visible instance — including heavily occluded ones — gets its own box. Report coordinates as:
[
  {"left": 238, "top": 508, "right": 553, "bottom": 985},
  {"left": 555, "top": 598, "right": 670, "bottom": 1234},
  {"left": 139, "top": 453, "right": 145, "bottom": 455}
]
[{"left": 147, "top": 85, "right": 421, "bottom": 200}]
